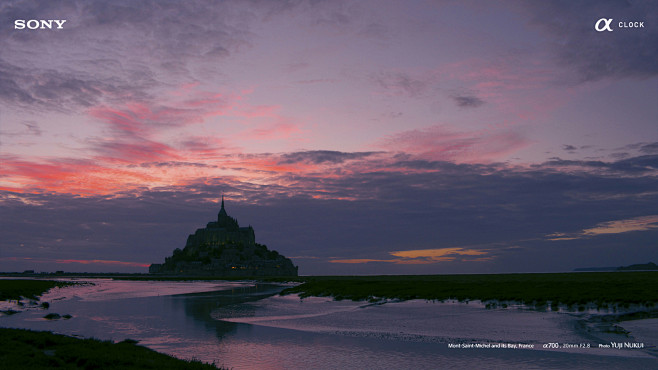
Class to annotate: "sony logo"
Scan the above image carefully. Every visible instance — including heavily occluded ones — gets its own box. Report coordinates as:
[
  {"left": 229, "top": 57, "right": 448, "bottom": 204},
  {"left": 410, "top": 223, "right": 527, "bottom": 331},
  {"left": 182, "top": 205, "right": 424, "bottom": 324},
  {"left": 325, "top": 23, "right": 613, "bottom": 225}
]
[{"left": 14, "top": 19, "right": 67, "bottom": 30}]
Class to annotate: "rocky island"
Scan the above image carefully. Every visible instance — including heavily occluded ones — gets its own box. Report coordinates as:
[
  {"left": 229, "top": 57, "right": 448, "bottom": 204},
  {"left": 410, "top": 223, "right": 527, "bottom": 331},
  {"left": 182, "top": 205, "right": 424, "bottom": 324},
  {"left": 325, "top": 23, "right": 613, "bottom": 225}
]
[{"left": 149, "top": 197, "right": 298, "bottom": 276}]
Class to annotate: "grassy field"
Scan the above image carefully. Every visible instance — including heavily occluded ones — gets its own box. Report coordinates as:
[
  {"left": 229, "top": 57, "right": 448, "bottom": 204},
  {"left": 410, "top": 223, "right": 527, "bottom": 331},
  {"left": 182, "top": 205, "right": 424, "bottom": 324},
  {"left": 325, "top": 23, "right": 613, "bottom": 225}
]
[
  {"left": 0, "top": 280, "right": 77, "bottom": 301},
  {"left": 280, "top": 272, "right": 658, "bottom": 308},
  {"left": 0, "top": 328, "right": 221, "bottom": 369}
]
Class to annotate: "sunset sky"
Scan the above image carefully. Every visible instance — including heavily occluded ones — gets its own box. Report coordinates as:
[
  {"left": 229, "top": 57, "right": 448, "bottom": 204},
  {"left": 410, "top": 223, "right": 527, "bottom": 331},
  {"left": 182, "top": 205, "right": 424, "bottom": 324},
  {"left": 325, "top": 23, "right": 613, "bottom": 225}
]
[{"left": 1, "top": 0, "right": 657, "bottom": 274}]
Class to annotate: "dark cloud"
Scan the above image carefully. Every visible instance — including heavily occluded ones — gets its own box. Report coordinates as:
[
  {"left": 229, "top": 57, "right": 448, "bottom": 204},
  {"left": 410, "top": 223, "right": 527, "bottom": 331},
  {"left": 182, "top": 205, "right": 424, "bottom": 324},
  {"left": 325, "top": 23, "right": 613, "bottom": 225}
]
[
  {"left": 562, "top": 144, "right": 595, "bottom": 155},
  {"left": 540, "top": 155, "right": 658, "bottom": 175},
  {"left": 520, "top": 0, "right": 658, "bottom": 82},
  {"left": 640, "top": 142, "right": 658, "bottom": 154},
  {"left": 610, "top": 152, "right": 629, "bottom": 160},
  {"left": 278, "top": 150, "right": 380, "bottom": 164},
  {"left": 608, "top": 142, "right": 658, "bottom": 159},
  {"left": 372, "top": 71, "right": 428, "bottom": 98},
  {"left": 452, "top": 95, "right": 485, "bottom": 108}
]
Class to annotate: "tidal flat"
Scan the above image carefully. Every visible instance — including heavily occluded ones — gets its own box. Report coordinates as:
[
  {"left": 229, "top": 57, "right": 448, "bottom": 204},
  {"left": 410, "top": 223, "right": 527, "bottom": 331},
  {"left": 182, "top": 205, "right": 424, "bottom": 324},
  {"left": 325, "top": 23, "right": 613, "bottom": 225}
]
[{"left": 1, "top": 273, "right": 657, "bottom": 369}]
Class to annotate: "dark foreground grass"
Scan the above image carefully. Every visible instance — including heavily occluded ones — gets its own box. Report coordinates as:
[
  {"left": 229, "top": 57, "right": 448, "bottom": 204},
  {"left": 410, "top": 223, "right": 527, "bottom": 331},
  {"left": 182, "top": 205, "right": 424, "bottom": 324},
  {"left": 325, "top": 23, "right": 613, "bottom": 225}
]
[
  {"left": 280, "top": 272, "right": 658, "bottom": 307},
  {"left": 0, "top": 280, "right": 77, "bottom": 301},
  {"left": 0, "top": 328, "right": 221, "bottom": 369}
]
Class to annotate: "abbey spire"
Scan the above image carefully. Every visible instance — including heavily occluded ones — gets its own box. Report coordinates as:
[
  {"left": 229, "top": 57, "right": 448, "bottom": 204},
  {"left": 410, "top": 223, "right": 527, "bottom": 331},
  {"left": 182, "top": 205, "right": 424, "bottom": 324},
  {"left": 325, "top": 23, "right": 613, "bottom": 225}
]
[{"left": 218, "top": 194, "right": 228, "bottom": 218}]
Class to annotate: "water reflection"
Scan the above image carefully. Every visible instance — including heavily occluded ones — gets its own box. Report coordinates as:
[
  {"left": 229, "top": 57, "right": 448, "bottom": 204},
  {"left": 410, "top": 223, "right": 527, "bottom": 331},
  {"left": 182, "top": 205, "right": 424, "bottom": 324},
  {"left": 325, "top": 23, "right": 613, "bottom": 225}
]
[
  {"left": 172, "top": 284, "right": 285, "bottom": 340},
  {"left": 0, "top": 280, "right": 284, "bottom": 363}
]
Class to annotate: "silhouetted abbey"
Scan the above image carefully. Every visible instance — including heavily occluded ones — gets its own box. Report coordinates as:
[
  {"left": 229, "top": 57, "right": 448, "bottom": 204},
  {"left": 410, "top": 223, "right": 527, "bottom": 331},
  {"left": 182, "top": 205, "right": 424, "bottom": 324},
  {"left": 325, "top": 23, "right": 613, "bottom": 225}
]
[{"left": 149, "top": 197, "right": 298, "bottom": 276}]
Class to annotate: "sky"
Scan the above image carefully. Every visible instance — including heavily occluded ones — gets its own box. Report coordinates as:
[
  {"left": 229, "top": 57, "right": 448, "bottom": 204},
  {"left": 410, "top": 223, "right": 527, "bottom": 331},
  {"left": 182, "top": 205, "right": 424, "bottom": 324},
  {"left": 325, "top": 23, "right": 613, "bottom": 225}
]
[{"left": 1, "top": 0, "right": 657, "bottom": 274}]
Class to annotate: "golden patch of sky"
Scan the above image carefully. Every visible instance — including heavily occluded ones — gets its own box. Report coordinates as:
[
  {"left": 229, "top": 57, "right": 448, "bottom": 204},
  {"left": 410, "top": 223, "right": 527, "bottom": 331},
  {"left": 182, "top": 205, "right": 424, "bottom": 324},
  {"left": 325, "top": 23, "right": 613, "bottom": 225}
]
[
  {"left": 547, "top": 215, "right": 658, "bottom": 241},
  {"left": 330, "top": 247, "right": 490, "bottom": 264}
]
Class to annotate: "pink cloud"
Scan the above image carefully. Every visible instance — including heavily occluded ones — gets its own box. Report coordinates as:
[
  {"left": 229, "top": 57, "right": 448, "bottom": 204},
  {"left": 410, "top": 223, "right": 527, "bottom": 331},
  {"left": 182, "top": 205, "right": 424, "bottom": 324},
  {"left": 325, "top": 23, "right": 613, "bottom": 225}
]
[
  {"left": 88, "top": 106, "right": 145, "bottom": 135},
  {"left": 0, "top": 156, "right": 159, "bottom": 195},
  {"left": 378, "top": 125, "right": 528, "bottom": 163},
  {"left": 89, "top": 85, "right": 236, "bottom": 138},
  {"left": 89, "top": 99, "right": 228, "bottom": 134},
  {"left": 80, "top": 87, "right": 242, "bottom": 181}
]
